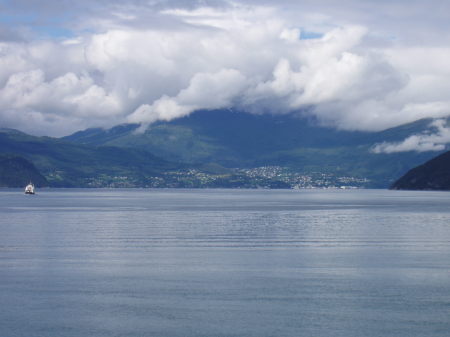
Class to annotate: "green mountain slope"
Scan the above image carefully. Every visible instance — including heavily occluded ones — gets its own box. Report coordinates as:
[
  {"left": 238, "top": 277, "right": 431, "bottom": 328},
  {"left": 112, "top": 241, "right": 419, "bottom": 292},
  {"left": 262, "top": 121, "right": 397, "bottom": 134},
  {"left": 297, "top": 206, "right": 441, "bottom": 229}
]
[
  {"left": 64, "top": 110, "right": 442, "bottom": 187},
  {"left": 0, "top": 129, "right": 183, "bottom": 187},
  {"left": 0, "top": 154, "right": 48, "bottom": 187},
  {"left": 391, "top": 151, "right": 450, "bottom": 190}
]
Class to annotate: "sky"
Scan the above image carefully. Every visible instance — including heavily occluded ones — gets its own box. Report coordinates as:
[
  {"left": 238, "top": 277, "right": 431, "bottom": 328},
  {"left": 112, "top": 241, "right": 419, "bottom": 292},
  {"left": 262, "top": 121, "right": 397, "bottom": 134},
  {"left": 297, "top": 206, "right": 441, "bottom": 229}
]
[{"left": 1, "top": 0, "right": 450, "bottom": 152}]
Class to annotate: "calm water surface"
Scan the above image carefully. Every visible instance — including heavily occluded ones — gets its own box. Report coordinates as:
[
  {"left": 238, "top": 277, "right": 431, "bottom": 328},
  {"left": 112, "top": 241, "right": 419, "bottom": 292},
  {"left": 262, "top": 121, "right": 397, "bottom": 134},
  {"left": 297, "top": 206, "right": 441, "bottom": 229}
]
[{"left": 1, "top": 188, "right": 450, "bottom": 337}]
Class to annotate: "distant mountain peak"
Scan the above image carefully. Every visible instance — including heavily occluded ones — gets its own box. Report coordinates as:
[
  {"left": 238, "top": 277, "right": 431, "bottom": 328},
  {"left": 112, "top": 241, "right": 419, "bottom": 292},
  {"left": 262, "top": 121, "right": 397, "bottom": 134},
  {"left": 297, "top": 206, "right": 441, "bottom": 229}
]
[{"left": 0, "top": 128, "right": 28, "bottom": 136}]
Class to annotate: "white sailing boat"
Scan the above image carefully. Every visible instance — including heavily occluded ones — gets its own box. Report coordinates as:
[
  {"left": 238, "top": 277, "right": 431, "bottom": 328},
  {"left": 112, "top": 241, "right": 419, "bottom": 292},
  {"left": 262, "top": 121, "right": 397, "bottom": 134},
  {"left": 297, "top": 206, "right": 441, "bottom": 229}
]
[{"left": 24, "top": 182, "right": 35, "bottom": 195}]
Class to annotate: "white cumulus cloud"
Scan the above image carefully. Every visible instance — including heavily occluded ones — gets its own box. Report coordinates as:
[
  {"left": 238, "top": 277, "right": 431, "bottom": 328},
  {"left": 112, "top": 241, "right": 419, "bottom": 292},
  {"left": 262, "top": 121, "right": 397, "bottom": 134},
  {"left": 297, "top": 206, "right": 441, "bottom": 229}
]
[
  {"left": 1, "top": 1, "right": 450, "bottom": 137},
  {"left": 372, "top": 119, "right": 450, "bottom": 153}
]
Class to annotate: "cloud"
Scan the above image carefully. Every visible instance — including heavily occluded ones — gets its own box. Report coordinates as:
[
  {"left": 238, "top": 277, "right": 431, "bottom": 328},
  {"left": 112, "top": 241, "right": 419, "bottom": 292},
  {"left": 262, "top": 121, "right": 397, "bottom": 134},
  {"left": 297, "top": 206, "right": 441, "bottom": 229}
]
[
  {"left": 372, "top": 119, "right": 450, "bottom": 153},
  {"left": 1, "top": 1, "right": 450, "bottom": 137},
  {"left": 128, "top": 68, "right": 246, "bottom": 125}
]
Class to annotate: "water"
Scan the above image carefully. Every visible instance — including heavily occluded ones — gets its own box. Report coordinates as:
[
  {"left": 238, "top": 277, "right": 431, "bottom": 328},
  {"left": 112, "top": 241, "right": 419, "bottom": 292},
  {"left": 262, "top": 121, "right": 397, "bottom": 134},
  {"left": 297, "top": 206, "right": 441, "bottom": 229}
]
[{"left": 1, "top": 188, "right": 450, "bottom": 337}]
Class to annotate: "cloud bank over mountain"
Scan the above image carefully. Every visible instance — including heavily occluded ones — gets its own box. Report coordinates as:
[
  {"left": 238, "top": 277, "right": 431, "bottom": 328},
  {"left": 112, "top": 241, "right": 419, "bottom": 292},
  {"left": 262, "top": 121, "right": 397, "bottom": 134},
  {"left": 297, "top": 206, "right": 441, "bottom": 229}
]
[
  {"left": 373, "top": 119, "right": 450, "bottom": 153},
  {"left": 1, "top": 0, "right": 450, "bottom": 139}
]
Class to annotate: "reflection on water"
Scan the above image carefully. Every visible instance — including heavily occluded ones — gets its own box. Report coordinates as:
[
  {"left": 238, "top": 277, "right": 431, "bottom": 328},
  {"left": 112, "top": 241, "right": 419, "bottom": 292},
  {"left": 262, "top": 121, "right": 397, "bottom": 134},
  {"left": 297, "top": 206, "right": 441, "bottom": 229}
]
[{"left": 1, "top": 189, "right": 450, "bottom": 337}]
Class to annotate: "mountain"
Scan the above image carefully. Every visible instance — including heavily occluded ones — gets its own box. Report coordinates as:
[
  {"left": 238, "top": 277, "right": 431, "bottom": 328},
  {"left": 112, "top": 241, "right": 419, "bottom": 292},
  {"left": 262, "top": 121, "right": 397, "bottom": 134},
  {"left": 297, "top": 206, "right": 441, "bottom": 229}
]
[
  {"left": 2, "top": 110, "right": 445, "bottom": 188},
  {"left": 64, "top": 109, "right": 443, "bottom": 187},
  {"left": 391, "top": 151, "right": 450, "bottom": 190},
  {"left": 0, "top": 154, "right": 48, "bottom": 187},
  {"left": 0, "top": 128, "right": 183, "bottom": 187}
]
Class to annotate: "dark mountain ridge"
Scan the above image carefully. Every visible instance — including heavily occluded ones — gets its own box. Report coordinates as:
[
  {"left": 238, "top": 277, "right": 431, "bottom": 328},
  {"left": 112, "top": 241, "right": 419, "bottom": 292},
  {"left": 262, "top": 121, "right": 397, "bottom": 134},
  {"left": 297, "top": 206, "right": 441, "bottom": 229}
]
[
  {"left": 391, "top": 150, "right": 450, "bottom": 190},
  {"left": 0, "top": 154, "right": 48, "bottom": 187}
]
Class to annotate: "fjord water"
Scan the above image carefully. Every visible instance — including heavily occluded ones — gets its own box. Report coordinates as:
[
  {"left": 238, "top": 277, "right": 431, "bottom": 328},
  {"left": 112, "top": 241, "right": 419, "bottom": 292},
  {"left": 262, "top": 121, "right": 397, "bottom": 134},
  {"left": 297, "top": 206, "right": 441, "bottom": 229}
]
[{"left": 1, "top": 189, "right": 450, "bottom": 337}]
